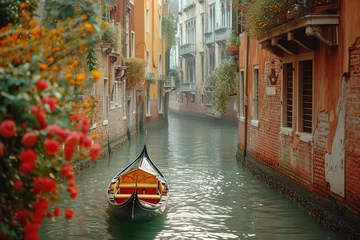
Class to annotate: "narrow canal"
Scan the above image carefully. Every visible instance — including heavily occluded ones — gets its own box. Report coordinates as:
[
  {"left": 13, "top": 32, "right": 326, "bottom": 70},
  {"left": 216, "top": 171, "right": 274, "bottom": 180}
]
[{"left": 39, "top": 113, "right": 343, "bottom": 239}]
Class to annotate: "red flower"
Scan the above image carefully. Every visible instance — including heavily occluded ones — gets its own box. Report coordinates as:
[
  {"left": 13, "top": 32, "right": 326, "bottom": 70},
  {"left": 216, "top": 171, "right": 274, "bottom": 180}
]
[
  {"left": 82, "top": 118, "right": 90, "bottom": 134},
  {"left": 24, "top": 232, "right": 40, "bottom": 240},
  {"left": 45, "top": 124, "right": 61, "bottom": 137},
  {"left": 60, "top": 163, "right": 72, "bottom": 177},
  {"left": 64, "top": 144, "right": 76, "bottom": 161},
  {"left": 0, "top": 119, "right": 16, "bottom": 139},
  {"left": 53, "top": 207, "right": 60, "bottom": 217},
  {"left": 65, "top": 209, "right": 74, "bottom": 219},
  {"left": 42, "top": 96, "right": 57, "bottom": 112},
  {"left": 36, "top": 80, "right": 48, "bottom": 90},
  {"left": 20, "top": 149, "right": 37, "bottom": 162},
  {"left": 56, "top": 128, "right": 71, "bottom": 142},
  {"left": 24, "top": 222, "right": 41, "bottom": 233},
  {"left": 46, "top": 212, "right": 53, "bottom": 218},
  {"left": 19, "top": 149, "right": 37, "bottom": 173},
  {"left": 68, "top": 187, "right": 78, "bottom": 199},
  {"left": 14, "top": 180, "right": 23, "bottom": 190},
  {"left": 51, "top": 195, "right": 59, "bottom": 201},
  {"left": 0, "top": 141, "right": 4, "bottom": 157},
  {"left": 21, "top": 132, "right": 37, "bottom": 147},
  {"left": 44, "top": 139, "right": 60, "bottom": 155},
  {"left": 19, "top": 161, "right": 36, "bottom": 173},
  {"left": 33, "top": 177, "right": 57, "bottom": 194},
  {"left": 65, "top": 132, "right": 79, "bottom": 146},
  {"left": 32, "top": 196, "right": 49, "bottom": 223},
  {"left": 16, "top": 209, "right": 30, "bottom": 226},
  {"left": 70, "top": 113, "right": 82, "bottom": 121},
  {"left": 82, "top": 136, "right": 92, "bottom": 148},
  {"left": 35, "top": 110, "right": 47, "bottom": 129},
  {"left": 68, "top": 179, "right": 76, "bottom": 187},
  {"left": 89, "top": 143, "right": 101, "bottom": 161}
]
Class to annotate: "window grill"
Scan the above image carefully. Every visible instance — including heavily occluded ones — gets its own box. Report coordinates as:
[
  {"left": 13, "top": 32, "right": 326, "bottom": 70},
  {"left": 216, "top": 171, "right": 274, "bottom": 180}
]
[
  {"left": 285, "top": 63, "right": 293, "bottom": 128},
  {"left": 302, "top": 60, "right": 313, "bottom": 133}
]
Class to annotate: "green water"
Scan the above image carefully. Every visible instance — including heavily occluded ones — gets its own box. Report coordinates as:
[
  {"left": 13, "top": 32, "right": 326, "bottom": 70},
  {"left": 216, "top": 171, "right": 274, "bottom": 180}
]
[{"left": 39, "top": 113, "right": 343, "bottom": 240}]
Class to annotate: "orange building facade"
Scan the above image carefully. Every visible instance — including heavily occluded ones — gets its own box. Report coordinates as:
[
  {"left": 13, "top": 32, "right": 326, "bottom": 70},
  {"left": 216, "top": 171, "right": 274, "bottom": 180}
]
[
  {"left": 237, "top": 0, "right": 360, "bottom": 215},
  {"left": 134, "top": 0, "right": 168, "bottom": 131}
]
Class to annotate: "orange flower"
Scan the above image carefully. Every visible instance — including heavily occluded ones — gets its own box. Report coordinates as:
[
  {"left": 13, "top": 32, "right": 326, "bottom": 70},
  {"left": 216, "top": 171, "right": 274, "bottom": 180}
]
[
  {"left": 83, "top": 22, "right": 94, "bottom": 33},
  {"left": 91, "top": 70, "right": 101, "bottom": 81}
]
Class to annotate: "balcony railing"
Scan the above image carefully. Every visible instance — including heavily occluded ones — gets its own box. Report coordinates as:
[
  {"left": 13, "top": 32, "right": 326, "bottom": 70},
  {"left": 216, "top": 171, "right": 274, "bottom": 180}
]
[
  {"left": 204, "top": 32, "right": 215, "bottom": 46},
  {"left": 214, "top": 27, "right": 232, "bottom": 43},
  {"left": 183, "top": 0, "right": 195, "bottom": 11},
  {"left": 179, "top": 81, "right": 196, "bottom": 92},
  {"left": 256, "top": 0, "right": 340, "bottom": 57},
  {"left": 179, "top": 43, "right": 196, "bottom": 57}
]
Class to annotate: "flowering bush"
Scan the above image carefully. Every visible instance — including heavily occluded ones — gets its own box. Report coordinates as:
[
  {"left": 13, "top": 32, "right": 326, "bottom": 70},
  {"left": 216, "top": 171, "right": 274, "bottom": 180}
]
[
  {"left": 239, "top": 0, "right": 304, "bottom": 38},
  {"left": 0, "top": 1, "right": 104, "bottom": 239}
]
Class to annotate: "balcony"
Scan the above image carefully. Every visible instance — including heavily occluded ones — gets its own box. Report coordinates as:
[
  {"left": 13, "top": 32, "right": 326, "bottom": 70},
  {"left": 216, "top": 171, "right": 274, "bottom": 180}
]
[
  {"left": 204, "top": 32, "right": 215, "bottom": 46},
  {"left": 146, "top": 72, "right": 156, "bottom": 84},
  {"left": 179, "top": 81, "right": 196, "bottom": 93},
  {"left": 215, "top": 27, "right": 232, "bottom": 43},
  {"left": 180, "top": 43, "right": 196, "bottom": 57},
  {"left": 254, "top": 0, "right": 340, "bottom": 57},
  {"left": 183, "top": 0, "right": 195, "bottom": 12},
  {"left": 163, "top": 76, "right": 176, "bottom": 89}
]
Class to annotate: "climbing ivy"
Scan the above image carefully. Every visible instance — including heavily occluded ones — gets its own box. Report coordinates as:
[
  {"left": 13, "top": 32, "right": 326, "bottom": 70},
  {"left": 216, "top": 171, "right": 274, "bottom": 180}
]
[{"left": 162, "top": 12, "right": 177, "bottom": 49}]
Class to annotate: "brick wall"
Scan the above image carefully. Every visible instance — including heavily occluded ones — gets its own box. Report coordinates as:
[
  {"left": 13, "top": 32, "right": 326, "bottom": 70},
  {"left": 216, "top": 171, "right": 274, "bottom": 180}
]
[
  {"left": 313, "top": 110, "right": 329, "bottom": 197},
  {"left": 345, "top": 37, "right": 360, "bottom": 214}
]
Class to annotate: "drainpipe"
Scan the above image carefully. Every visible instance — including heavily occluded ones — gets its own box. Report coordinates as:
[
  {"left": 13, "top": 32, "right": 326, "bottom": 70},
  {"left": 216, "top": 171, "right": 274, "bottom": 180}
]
[{"left": 243, "top": 34, "right": 249, "bottom": 157}]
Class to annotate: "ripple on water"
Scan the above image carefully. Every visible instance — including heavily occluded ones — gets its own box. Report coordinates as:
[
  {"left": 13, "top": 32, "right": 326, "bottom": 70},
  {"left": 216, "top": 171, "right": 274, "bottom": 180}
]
[{"left": 39, "top": 114, "right": 343, "bottom": 240}]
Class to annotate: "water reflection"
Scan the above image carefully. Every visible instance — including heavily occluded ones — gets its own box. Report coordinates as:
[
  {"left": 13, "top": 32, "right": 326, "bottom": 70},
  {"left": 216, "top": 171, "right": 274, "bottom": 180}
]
[{"left": 39, "top": 113, "right": 343, "bottom": 240}]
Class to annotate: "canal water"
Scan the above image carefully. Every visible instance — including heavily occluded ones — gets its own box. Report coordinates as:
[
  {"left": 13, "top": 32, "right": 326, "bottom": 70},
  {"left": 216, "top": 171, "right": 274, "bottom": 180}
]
[{"left": 39, "top": 113, "right": 343, "bottom": 240}]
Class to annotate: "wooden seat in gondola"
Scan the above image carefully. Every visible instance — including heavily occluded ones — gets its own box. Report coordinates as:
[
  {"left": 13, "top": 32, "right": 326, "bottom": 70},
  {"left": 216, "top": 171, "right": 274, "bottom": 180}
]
[{"left": 106, "top": 145, "right": 169, "bottom": 221}]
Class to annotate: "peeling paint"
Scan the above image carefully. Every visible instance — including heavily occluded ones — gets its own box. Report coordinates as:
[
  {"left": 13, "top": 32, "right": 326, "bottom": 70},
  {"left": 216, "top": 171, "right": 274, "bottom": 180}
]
[{"left": 325, "top": 79, "right": 346, "bottom": 198}]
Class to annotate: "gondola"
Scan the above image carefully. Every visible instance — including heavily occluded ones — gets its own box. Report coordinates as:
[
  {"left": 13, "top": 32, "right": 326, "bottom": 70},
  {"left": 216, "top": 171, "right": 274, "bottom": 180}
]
[{"left": 106, "top": 145, "right": 169, "bottom": 221}]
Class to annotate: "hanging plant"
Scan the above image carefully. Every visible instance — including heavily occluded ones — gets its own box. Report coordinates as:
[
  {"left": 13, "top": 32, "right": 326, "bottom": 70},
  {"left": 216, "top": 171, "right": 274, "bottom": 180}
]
[
  {"left": 125, "top": 57, "right": 146, "bottom": 88},
  {"left": 208, "top": 59, "right": 238, "bottom": 115}
]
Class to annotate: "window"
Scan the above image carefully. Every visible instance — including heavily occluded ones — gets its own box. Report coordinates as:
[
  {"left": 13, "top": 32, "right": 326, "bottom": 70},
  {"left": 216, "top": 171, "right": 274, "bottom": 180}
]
[
  {"left": 146, "top": 51, "right": 150, "bottom": 73},
  {"left": 239, "top": 70, "right": 244, "bottom": 117},
  {"left": 159, "top": 86, "right": 162, "bottom": 113},
  {"left": 103, "top": 78, "right": 109, "bottom": 124},
  {"left": 201, "top": 15, "right": 204, "bottom": 42},
  {"left": 299, "top": 60, "right": 313, "bottom": 133},
  {"left": 158, "top": 54, "right": 162, "bottom": 76},
  {"left": 131, "top": 31, "right": 135, "bottom": 57},
  {"left": 283, "top": 63, "right": 293, "bottom": 128},
  {"left": 201, "top": 54, "right": 204, "bottom": 82},
  {"left": 221, "top": 4, "right": 225, "bottom": 27},
  {"left": 126, "top": 12, "right": 130, "bottom": 58},
  {"left": 123, "top": 81, "right": 126, "bottom": 118},
  {"left": 146, "top": 10, "right": 150, "bottom": 34},
  {"left": 201, "top": 94, "right": 204, "bottom": 104},
  {"left": 159, "top": 16, "right": 162, "bottom": 39},
  {"left": 146, "top": 88, "right": 150, "bottom": 116},
  {"left": 253, "top": 67, "right": 259, "bottom": 120}
]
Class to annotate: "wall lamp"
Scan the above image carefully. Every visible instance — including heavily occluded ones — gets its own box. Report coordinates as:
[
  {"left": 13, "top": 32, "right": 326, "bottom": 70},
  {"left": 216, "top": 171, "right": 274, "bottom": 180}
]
[{"left": 268, "top": 58, "right": 282, "bottom": 85}]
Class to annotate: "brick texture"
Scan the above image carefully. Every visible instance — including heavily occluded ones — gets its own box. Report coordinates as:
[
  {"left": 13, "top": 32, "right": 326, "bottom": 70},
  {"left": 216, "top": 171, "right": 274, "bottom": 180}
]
[{"left": 345, "top": 37, "right": 360, "bottom": 214}]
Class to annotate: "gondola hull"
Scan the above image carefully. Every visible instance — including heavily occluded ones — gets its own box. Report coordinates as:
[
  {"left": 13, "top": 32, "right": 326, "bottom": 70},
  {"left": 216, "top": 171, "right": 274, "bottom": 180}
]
[
  {"left": 107, "top": 191, "right": 169, "bottom": 221},
  {"left": 106, "top": 145, "right": 169, "bottom": 221}
]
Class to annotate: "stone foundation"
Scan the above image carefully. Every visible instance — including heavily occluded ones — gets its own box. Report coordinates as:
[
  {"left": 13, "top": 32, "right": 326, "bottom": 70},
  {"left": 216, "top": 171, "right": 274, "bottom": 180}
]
[{"left": 236, "top": 149, "right": 360, "bottom": 240}]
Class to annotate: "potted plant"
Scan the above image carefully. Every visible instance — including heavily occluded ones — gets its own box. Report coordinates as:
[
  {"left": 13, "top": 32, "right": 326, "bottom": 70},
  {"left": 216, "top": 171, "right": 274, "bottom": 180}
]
[{"left": 226, "top": 32, "right": 240, "bottom": 56}]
